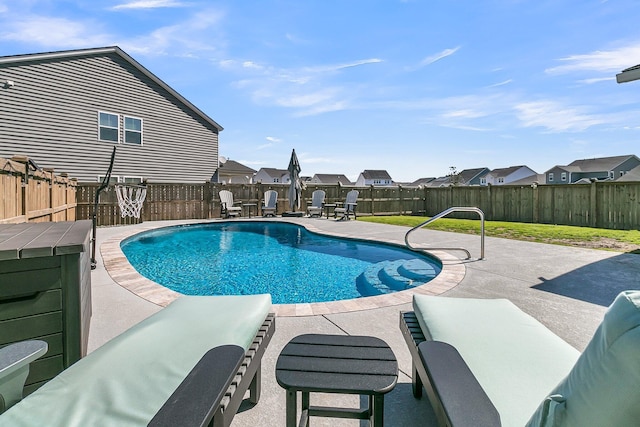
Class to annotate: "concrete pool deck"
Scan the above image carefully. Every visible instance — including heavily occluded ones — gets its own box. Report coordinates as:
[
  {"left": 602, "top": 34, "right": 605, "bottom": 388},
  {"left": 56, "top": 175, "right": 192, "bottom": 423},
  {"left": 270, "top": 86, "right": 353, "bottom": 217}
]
[{"left": 89, "top": 217, "right": 640, "bottom": 427}]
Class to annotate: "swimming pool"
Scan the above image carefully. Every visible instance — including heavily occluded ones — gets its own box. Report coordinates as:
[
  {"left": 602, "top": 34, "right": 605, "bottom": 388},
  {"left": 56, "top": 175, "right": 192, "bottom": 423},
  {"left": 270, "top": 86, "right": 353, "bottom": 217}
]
[{"left": 121, "top": 222, "right": 442, "bottom": 304}]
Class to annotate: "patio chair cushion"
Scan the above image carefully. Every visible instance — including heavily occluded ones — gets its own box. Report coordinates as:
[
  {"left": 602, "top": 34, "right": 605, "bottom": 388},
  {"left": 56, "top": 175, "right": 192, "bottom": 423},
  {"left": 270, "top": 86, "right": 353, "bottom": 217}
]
[
  {"left": 1, "top": 294, "right": 272, "bottom": 427},
  {"left": 413, "top": 295, "right": 580, "bottom": 427},
  {"left": 526, "top": 290, "right": 640, "bottom": 427}
]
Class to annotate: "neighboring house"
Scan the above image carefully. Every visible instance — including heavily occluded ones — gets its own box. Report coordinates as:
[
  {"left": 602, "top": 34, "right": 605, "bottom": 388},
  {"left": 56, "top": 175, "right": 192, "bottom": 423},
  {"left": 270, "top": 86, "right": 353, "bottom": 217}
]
[
  {"left": 310, "top": 174, "right": 352, "bottom": 185},
  {"left": 411, "top": 177, "right": 436, "bottom": 186},
  {"left": 355, "top": 170, "right": 393, "bottom": 186},
  {"left": 213, "top": 159, "right": 256, "bottom": 184},
  {"left": 545, "top": 155, "right": 640, "bottom": 184},
  {"left": 456, "top": 167, "right": 490, "bottom": 186},
  {"left": 423, "top": 176, "right": 452, "bottom": 187},
  {"left": 509, "top": 173, "right": 547, "bottom": 186},
  {"left": 254, "top": 168, "right": 289, "bottom": 184},
  {"left": 0, "top": 46, "right": 223, "bottom": 183},
  {"left": 480, "top": 166, "right": 537, "bottom": 186},
  {"left": 616, "top": 164, "right": 640, "bottom": 182}
]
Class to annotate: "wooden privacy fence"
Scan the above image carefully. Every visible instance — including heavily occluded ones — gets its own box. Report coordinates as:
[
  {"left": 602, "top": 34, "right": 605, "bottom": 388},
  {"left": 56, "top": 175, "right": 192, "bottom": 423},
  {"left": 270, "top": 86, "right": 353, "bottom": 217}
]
[
  {"left": 75, "top": 181, "right": 640, "bottom": 230},
  {"left": 0, "top": 156, "right": 77, "bottom": 224}
]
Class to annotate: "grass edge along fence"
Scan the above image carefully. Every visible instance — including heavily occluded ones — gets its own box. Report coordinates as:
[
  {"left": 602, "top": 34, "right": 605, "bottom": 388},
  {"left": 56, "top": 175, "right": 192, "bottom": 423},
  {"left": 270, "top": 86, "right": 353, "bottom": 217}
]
[
  {"left": 0, "top": 155, "right": 77, "bottom": 224},
  {"left": 74, "top": 181, "right": 640, "bottom": 231}
]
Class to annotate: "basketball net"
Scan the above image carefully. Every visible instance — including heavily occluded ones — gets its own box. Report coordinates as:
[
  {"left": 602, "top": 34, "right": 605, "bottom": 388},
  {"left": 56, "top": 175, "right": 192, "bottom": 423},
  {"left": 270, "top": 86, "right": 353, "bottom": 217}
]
[{"left": 115, "top": 184, "right": 147, "bottom": 218}]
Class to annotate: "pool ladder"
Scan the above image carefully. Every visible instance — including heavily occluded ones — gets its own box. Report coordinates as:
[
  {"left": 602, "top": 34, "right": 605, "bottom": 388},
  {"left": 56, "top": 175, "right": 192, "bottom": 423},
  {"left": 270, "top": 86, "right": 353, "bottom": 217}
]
[{"left": 404, "top": 207, "right": 485, "bottom": 260}]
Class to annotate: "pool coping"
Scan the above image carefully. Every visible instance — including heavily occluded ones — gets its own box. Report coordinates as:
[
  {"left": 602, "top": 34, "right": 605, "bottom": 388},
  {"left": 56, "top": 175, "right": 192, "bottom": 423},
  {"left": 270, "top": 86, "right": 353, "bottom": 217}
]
[{"left": 100, "top": 219, "right": 466, "bottom": 316}]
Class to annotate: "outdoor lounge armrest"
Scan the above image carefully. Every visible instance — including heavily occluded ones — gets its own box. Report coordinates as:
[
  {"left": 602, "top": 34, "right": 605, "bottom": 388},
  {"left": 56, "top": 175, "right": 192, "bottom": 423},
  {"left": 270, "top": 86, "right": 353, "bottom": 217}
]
[
  {"left": 417, "top": 341, "right": 500, "bottom": 427},
  {"left": 148, "top": 345, "right": 245, "bottom": 427},
  {"left": 0, "top": 340, "right": 48, "bottom": 414}
]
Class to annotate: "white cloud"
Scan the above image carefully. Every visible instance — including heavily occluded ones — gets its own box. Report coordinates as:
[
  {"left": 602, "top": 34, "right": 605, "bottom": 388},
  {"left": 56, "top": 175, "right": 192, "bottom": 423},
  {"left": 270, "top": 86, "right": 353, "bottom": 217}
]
[
  {"left": 441, "top": 109, "right": 487, "bottom": 119},
  {"left": 487, "top": 79, "right": 513, "bottom": 88},
  {"left": 0, "top": 16, "right": 111, "bottom": 47},
  {"left": 120, "top": 9, "right": 224, "bottom": 56},
  {"left": 221, "top": 58, "right": 381, "bottom": 116},
  {"left": 416, "top": 46, "right": 460, "bottom": 69},
  {"left": 546, "top": 43, "right": 640, "bottom": 74},
  {"left": 577, "top": 77, "right": 615, "bottom": 85},
  {"left": 111, "top": 0, "right": 189, "bottom": 11},
  {"left": 257, "top": 136, "right": 283, "bottom": 150},
  {"left": 514, "top": 101, "right": 606, "bottom": 132}
]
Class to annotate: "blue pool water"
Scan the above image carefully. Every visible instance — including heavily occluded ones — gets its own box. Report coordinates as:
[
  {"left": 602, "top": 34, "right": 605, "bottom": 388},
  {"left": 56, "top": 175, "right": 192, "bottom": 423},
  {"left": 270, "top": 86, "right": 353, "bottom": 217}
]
[{"left": 121, "top": 222, "right": 442, "bottom": 304}]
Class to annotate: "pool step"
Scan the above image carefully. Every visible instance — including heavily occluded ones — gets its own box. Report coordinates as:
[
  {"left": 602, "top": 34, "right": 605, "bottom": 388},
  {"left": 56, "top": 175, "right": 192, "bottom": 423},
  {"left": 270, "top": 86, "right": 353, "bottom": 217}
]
[{"left": 357, "top": 259, "right": 439, "bottom": 296}]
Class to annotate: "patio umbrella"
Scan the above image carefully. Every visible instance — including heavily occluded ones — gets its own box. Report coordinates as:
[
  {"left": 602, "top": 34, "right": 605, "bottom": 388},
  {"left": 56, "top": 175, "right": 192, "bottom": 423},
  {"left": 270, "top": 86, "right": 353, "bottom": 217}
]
[{"left": 287, "top": 149, "right": 302, "bottom": 211}]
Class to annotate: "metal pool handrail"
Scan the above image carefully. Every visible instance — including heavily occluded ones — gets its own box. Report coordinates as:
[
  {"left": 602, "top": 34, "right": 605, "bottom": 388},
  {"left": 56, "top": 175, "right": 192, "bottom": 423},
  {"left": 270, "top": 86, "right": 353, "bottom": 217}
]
[{"left": 404, "top": 207, "right": 485, "bottom": 260}]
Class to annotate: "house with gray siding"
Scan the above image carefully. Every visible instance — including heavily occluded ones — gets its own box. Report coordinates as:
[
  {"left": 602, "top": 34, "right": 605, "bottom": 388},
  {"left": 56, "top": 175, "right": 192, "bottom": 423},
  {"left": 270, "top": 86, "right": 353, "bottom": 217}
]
[
  {"left": 0, "top": 46, "right": 222, "bottom": 183},
  {"left": 457, "top": 167, "right": 490, "bottom": 186},
  {"left": 480, "top": 165, "right": 537, "bottom": 186},
  {"left": 213, "top": 159, "right": 256, "bottom": 184},
  {"left": 310, "top": 174, "right": 352, "bottom": 185},
  {"left": 545, "top": 155, "right": 640, "bottom": 184},
  {"left": 355, "top": 170, "right": 393, "bottom": 186},
  {"left": 254, "top": 168, "right": 289, "bottom": 184}
]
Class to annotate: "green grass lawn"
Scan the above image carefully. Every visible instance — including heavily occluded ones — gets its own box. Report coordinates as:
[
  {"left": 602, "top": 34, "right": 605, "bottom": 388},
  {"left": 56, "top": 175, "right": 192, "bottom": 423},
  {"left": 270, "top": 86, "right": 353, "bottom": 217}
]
[{"left": 358, "top": 215, "right": 640, "bottom": 253}]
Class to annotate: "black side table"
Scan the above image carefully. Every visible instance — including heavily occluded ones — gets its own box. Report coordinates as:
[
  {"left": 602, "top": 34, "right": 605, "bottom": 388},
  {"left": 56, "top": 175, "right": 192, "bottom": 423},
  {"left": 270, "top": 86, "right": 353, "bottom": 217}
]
[{"left": 276, "top": 334, "right": 398, "bottom": 427}]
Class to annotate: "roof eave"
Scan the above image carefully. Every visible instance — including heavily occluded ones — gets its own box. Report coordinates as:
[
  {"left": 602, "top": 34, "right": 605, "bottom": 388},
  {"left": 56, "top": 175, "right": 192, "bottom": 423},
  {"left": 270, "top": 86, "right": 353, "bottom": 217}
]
[
  {"left": 0, "top": 46, "right": 223, "bottom": 132},
  {"left": 617, "top": 65, "right": 640, "bottom": 84}
]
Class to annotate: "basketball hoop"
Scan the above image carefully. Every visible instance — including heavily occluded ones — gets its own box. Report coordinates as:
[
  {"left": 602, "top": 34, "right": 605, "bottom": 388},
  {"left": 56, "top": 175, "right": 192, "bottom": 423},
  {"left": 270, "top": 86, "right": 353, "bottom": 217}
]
[{"left": 115, "top": 184, "right": 147, "bottom": 218}]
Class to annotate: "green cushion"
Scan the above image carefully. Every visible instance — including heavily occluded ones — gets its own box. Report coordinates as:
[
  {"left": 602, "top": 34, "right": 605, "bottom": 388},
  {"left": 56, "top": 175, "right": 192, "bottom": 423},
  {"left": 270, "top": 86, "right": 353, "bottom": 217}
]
[
  {"left": 526, "top": 290, "right": 640, "bottom": 427},
  {"left": 1, "top": 294, "right": 272, "bottom": 427},
  {"left": 413, "top": 295, "right": 580, "bottom": 427}
]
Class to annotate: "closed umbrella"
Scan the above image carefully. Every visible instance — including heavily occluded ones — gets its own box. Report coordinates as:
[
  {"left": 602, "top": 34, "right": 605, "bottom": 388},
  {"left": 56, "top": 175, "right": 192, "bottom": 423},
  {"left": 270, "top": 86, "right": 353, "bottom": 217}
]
[{"left": 287, "top": 149, "right": 302, "bottom": 211}]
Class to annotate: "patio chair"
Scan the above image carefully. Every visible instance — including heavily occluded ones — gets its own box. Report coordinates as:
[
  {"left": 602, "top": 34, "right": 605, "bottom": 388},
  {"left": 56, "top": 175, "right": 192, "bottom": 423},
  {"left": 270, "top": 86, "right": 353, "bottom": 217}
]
[
  {"left": 0, "top": 294, "right": 276, "bottom": 427},
  {"left": 400, "top": 290, "right": 640, "bottom": 427},
  {"left": 334, "top": 190, "right": 359, "bottom": 220},
  {"left": 219, "top": 190, "right": 242, "bottom": 218},
  {"left": 262, "top": 190, "right": 278, "bottom": 217},
  {"left": 307, "top": 189, "right": 325, "bottom": 217}
]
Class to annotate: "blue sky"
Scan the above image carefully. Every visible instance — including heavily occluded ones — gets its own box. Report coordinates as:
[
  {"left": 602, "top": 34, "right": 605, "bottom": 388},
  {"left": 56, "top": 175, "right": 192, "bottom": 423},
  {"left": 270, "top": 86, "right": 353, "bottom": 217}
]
[{"left": 1, "top": 1, "right": 639, "bottom": 182}]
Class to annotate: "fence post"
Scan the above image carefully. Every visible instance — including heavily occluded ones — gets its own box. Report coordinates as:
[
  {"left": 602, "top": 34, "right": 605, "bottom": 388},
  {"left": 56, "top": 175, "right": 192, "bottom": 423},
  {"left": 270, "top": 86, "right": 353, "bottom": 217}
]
[
  {"left": 590, "top": 180, "right": 598, "bottom": 227},
  {"left": 370, "top": 185, "right": 375, "bottom": 216},
  {"left": 532, "top": 183, "right": 539, "bottom": 224},
  {"left": 11, "top": 155, "right": 30, "bottom": 221}
]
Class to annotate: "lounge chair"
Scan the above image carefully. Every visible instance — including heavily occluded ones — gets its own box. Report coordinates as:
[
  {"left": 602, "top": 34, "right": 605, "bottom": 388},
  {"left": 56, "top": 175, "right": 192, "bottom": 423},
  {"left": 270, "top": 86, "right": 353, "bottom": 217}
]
[
  {"left": 0, "top": 294, "right": 275, "bottom": 427},
  {"left": 262, "top": 190, "right": 278, "bottom": 217},
  {"left": 334, "top": 190, "right": 359, "bottom": 220},
  {"left": 400, "top": 291, "right": 640, "bottom": 427},
  {"left": 307, "top": 189, "right": 325, "bottom": 217},
  {"left": 219, "top": 190, "right": 242, "bottom": 218}
]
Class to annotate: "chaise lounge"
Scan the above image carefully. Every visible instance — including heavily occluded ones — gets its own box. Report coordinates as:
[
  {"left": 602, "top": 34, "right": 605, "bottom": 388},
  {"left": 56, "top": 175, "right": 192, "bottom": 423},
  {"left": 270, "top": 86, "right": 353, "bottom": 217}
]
[
  {"left": 400, "top": 291, "right": 640, "bottom": 427},
  {"left": 0, "top": 294, "right": 275, "bottom": 427}
]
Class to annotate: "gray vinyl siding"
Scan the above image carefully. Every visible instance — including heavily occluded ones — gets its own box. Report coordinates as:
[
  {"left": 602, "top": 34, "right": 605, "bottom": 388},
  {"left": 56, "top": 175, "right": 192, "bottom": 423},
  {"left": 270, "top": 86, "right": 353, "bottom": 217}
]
[{"left": 0, "top": 52, "right": 218, "bottom": 183}]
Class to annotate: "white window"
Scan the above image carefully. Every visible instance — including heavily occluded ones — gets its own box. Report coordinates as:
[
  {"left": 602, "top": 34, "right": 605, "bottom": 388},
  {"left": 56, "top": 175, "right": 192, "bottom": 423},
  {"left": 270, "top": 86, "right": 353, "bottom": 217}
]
[
  {"left": 548, "top": 173, "right": 554, "bottom": 182},
  {"left": 98, "top": 112, "right": 119, "bottom": 142},
  {"left": 124, "top": 116, "right": 143, "bottom": 145},
  {"left": 620, "top": 171, "right": 626, "bottom": 177},
  {"left": 497, "top": 177, "right": 504, "bottom": 183},
  {"left": 608, "top": 171, "right": 614, "bottom": 179},
  {"left": 122, "top": 176, "right": 144, "bottom": 184},
  {"left": 480, "top": 178, "right": 486, "bottom": 185},
  {"left": 97, "top": 175, "right": 119, "bottom": 184},
  {"left": 561, "top": 172, "right": 567, "bottom": 181}
]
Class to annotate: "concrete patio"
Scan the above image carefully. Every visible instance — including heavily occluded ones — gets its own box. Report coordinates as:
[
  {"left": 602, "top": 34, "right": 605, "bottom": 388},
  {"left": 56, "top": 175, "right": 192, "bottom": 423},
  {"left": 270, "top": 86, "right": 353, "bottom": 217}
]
[{"left": 89, "top": 217, "right": 639, "bottom": 426}]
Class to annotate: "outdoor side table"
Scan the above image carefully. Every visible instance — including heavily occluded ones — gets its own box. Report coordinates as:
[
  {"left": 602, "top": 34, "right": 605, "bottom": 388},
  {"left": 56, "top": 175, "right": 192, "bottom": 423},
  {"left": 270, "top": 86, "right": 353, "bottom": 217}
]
[
  {"left": 276, "top": 334, "right": 398, "bottom": 427},
  {"left": 323, "top": 203, "right": 337, "bottom": 219},
  {"left": 243, "top": 203, "right": 257, "bottom": 218}
]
